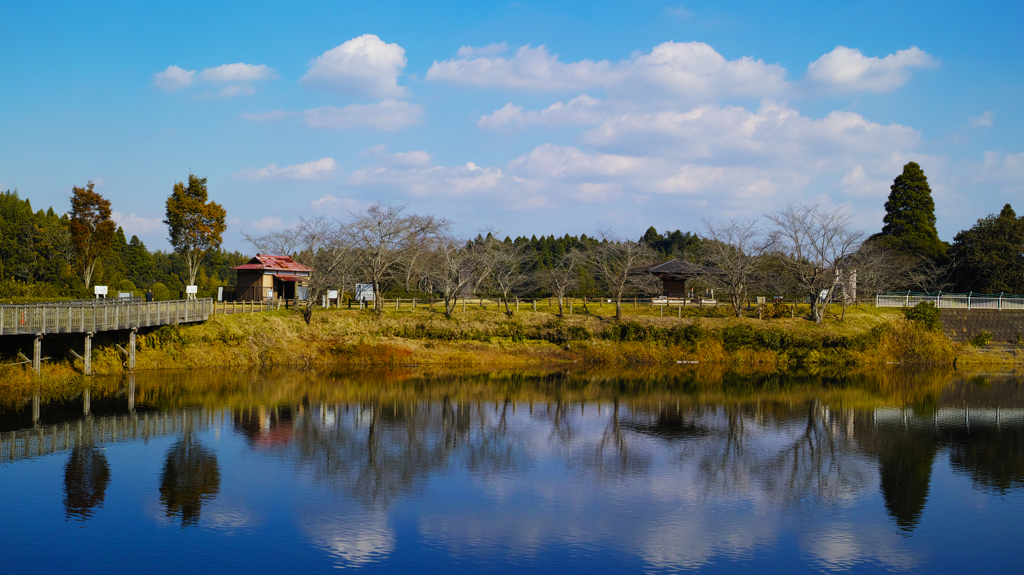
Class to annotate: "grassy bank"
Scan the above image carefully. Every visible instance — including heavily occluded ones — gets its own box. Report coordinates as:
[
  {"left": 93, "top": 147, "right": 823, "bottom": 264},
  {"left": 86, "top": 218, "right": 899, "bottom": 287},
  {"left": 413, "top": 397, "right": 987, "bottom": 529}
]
[{"left": 3, "top": 302, "right": 999, "bottom": 382}]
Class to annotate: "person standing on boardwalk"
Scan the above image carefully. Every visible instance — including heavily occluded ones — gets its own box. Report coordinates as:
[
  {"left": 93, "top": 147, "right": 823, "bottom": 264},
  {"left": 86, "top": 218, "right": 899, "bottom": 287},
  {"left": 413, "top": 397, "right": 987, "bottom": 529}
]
[{"left": 145, "top": 288, "right": 154, "bottom": 302}]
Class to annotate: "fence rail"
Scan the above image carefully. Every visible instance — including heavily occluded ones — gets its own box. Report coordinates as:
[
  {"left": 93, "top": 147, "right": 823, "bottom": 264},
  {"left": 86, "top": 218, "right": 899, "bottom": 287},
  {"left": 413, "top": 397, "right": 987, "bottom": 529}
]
[
  {"left": 875, "top": 292, "right": 1024, "bottom": 311},
  {"left": 0, "top": 298, "right": 213, "bottom": 336}
]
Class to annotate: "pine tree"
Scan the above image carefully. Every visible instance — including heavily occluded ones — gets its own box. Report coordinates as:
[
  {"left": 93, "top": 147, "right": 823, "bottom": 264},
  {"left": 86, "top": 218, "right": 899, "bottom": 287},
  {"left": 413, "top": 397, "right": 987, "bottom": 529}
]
[{"left": 873, "top": 162, "right": 947, "bottom": 261}]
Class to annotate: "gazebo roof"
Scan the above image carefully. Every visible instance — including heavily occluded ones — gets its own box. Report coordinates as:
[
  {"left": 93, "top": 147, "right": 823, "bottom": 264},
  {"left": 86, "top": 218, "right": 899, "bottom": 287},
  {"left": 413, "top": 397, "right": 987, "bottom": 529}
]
[
  {"left": 631, "top": 259, "right": 721, "bottom": 279},
  {"left": 232, "top": 254, "right": 314, "bottom": 273}
]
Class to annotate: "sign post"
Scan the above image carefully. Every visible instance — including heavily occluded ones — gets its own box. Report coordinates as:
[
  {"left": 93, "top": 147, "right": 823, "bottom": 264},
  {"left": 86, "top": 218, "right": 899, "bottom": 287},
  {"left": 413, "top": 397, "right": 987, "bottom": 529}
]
[
  {"left": 186, "top": 285, "right": 198, "bottom": 300},
  {"left": 94, "top": 286, "right": 108, "bottom": 299}
]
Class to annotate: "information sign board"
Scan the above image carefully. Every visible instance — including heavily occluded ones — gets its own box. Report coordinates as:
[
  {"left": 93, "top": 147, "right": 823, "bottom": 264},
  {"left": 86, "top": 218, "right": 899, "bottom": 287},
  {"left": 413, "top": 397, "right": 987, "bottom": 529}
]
[
  {"left": 355, "top": 284, "right": 375, "bottom": 302},
  {"left": 327, "top": 289, "right": 339, "bottom": 300},
  {"left": 94, "top": 286, "right": 108, "bottom": 296}
]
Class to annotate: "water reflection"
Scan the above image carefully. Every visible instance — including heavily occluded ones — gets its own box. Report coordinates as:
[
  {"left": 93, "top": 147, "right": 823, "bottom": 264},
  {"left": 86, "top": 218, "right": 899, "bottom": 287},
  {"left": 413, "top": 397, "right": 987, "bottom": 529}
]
[
  {"left": 159, "top": 422, "right": 221, "bottom": 527},
  {"left": 3, "top": 367, "right": 1024, "bottom": 572},
  {"left": 62, "top": 444, "right": 110, "bottom": 521}
]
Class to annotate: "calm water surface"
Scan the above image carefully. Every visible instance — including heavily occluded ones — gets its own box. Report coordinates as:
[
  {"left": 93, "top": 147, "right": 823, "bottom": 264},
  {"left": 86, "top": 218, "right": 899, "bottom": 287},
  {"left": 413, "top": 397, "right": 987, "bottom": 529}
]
[{"left": 1, "top": 367, "right": 1023, "bottom": 574}]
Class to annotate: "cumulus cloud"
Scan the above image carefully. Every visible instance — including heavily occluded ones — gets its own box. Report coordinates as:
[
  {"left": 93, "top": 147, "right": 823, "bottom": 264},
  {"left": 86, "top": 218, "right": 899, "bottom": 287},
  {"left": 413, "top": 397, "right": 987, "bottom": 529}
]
[
  {"left": 970, "top": 111, "right": 994, "bottom": 128},
  {"left": 805, "top": 46, "right": 937, "bottom": 93},
  {"left": 478, "top": 95, "right": 603, "bottom": 129},
  {"left": 975, "top": 151, "right": 1024, "bottom": 194},
  {"left": 300, "top": 34, "right": 408, "bottom": 98},
  {"left": 153, "top": 65, "right": 195, "bottom": 90},
  {"left": 232, "top": 157, "right": 338, "bottom": 181},
  {"left": 427, "top": 41, "right": 787, "bottom": 100},
  {"left": 303, "top": 100, "right": 423, "bottom": 130},
  {"left": 252, "top": 216, "right": 284, "bottom": 230},
  {"left": 111, "top": 212, "right": 164, "bottom": 236},
  {"left": 153, "top": 62, "right": 276, "bottom": 96},
  {"left": 838, "top": 166, "right": 891, "bottom": 198},
  {"left": 456, "top": 42, "right": 509, "bottom": 58}
]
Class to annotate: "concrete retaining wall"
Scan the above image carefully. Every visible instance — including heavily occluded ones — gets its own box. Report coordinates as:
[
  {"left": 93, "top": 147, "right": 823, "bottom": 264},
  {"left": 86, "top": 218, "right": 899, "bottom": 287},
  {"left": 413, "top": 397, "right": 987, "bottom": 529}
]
[{"left": 940, "top": 309, "right": 1024, "bottom": 343}]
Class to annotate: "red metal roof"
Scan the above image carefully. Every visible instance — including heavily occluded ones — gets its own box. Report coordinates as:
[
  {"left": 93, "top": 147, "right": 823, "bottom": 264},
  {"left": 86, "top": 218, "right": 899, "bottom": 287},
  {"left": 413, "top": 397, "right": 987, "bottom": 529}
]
[
  {"left": 273, "top": 274, "right": 306, "bottom": 282},
  {"left": 232, "top": 254, "right": 314, "bottom": 273}
]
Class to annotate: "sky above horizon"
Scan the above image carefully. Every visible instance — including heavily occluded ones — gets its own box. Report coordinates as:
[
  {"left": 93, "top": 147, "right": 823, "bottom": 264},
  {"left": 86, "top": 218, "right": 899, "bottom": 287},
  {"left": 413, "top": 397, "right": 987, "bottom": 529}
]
[{"left": 2, "top": 0, "right": 1022, "bottom": 252}]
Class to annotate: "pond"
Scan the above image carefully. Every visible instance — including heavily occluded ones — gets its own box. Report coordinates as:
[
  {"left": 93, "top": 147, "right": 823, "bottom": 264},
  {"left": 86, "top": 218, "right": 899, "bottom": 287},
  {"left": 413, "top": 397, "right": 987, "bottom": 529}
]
[{"left": 1, "top": 366, "right": 1022, "bottom": 574}]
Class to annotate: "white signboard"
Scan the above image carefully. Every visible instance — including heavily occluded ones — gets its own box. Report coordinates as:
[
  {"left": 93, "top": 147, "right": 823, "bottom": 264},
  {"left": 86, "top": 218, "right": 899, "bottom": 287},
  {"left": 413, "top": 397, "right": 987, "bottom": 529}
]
[
  {"left": 94, "top": 285, "right": 107, "bottom": 296},
  {"left": 327, "top": 289, "right": 339, "bottom": 300},
  {"left": 355, "top": 284, "right": 375, "bottom": 302},
  {"left": 217, "top": 286, "right": 223, "bottom": 302},
  {"left": 185, "top": 285, "right": 198, "bottom": 294},
  {"left": 118, "top": 292, "right": 132, "bottom": 299}
]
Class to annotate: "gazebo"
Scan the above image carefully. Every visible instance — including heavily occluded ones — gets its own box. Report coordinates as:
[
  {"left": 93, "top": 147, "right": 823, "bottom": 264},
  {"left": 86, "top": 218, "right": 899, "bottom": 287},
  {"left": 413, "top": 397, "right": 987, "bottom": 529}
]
[
  {"left": 632, "top": 259, "right": 722, "bottom": 302},
  {"left": 232, "top": 254, "right": 313, "bottom": 302}
]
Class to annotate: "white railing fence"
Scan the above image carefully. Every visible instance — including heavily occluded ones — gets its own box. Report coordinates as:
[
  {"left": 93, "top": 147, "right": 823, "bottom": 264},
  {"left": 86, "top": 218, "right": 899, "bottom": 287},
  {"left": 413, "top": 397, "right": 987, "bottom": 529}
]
[{"left": 875, "top": 292, "right": 1024, "bottom": 311}]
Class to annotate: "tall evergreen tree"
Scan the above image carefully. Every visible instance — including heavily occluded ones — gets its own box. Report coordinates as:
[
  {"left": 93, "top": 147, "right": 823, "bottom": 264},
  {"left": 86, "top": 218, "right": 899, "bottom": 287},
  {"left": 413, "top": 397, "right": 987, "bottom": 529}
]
[
  {"left": 947, "top": 204, "right": 1024, "bottom": 294},
  {"left": 872, "top": 162, "right": 947, "bottom": 261}
]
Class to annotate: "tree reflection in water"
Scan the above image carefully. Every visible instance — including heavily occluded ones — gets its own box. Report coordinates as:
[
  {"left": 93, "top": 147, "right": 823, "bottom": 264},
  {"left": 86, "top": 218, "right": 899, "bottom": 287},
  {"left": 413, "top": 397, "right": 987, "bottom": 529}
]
[
  {"left": 159, "top": 432, "right": 221, "bottom": 527},
  {"left": 63, "top": 445, "right": 111, "bottom": 521}
]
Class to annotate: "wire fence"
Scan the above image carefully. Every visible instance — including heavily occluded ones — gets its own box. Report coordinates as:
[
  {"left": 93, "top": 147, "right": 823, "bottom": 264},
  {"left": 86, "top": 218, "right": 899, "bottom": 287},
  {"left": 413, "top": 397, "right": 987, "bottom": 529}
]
[{"left": 875, "top": 292, "right": 1024, "bottom": 311}]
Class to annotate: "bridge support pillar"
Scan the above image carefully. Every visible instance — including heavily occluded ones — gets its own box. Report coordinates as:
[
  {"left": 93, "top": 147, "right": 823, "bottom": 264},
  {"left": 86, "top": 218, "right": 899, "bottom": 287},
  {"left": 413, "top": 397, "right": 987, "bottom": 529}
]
[
  {"left": 83, "top": 388, "right": 90, "bottom": 416},
  {"left": 84, "top": 333, "right": 92, "bottom": 376},
  {"left": 33, "top": 334, "right": 42, "bottom": 375},
  {"left": 127, "top": 373, "right": 135, "bottom": 413},
  {"left": 129, "top": 328, "right": 137, "bottom": 371},
  {"left": 32, "top": 390, "right": 39, "bottom": 425}
]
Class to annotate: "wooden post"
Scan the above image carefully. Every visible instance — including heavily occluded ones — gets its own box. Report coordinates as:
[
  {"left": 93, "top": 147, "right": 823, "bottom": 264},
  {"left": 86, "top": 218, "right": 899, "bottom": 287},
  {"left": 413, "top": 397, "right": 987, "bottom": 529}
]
[
  {"left": 516, "top": 297, "right": 519, "bottom": 313},
  {"left": 633, "top": 298, "right": 637, "bottom": 308},
  {"left": 84, "top": 333, "right": 92, "bottom": 376},
  {"left": 462, "top": 298, "right": 466, "bottom": 313},
  {"left": 569, "top": 300, "right": 573, "bottom": 315},
  {"left": 127, "top": 373, "right": 135, "bottom": 413},
  {"left": 659, "top": 306, "right": 663, "bottom": 318},
  {"left": 33, "top": 334, "right": 42, "bottom": 375},
  {"left": 83, "top": 388, "right": 90, "bottom": 416},
  {"left": 129, "top": 328, "right": 137, "bottom": 372},
  {"left": 533, "top": 299, "right": 537, "bottom": 312},
  {"left": 677, "top": 305, "right": 681, "bottom": 318}
]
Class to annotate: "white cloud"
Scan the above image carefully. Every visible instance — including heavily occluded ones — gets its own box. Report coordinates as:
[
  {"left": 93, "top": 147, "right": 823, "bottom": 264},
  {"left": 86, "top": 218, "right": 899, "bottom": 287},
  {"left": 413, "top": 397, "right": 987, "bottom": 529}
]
[
  {"left": 111, "top": 212, "right": 164, "bottom": 236},
  {"left": 154, "top": 62, "right": 276, "bottom": 96},
  {"left": 975, "top": 151, "right": 1024, "bottom": 195},
  {"left": 153, "top": 65, "right": 195, "bottom": 91},
  {"left": 970, "top": 111, "right": 994, "bottom": 128},
  {"left": 311, "top": 195, "right": 372, "bottom": 214},
  {"left": 300, "top": 34, "right": 408, "bottom": 98},
  {"left": 456, "top": 42, "right": 510, "bottom": 58},
  {"left": 838, "top": 166, "right": 890, "bottom": 198},
  {"left": 303, "top": 100, "right": 423, "bottom": 130},
  {"left": 232, "top": 157, "right": 338, "bottom": 181},
  {"left": 478, "top": 95, "right": 603, "bottom": 129},
  {"left": 197, "top": 63, "right": 277, "bottom": 83},
  {"left": 805, "top": 46, "right": 938, "bottom": 93},
  {"left": 252, "top": 216, "right": 284, "bottom": 231},
  {"left": 577, "top": 101, "right": 919, "bottom": 170},
  {"left": 427, "top": 41, "right": 787, "bottom": 101}
]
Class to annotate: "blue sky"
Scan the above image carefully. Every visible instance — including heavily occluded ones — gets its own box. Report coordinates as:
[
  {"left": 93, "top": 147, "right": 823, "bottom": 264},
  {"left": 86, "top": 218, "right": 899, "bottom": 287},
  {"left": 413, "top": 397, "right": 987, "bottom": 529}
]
[{"left": 2, "top": 0, "right": 1022, "bottom": 251}]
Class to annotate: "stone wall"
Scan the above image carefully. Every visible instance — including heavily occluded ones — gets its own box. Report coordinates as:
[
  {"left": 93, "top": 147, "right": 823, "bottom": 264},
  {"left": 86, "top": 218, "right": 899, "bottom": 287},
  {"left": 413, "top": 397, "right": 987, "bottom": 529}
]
[{"left": 940, "top": 309, "right": 1024, "bottom": 343}]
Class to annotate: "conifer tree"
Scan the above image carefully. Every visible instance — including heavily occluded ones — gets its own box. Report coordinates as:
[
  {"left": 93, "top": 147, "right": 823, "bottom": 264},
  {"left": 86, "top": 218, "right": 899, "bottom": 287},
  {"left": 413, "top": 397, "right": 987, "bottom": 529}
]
[{"left": 873, "top": 162, "right": 947, "bottom": 261}]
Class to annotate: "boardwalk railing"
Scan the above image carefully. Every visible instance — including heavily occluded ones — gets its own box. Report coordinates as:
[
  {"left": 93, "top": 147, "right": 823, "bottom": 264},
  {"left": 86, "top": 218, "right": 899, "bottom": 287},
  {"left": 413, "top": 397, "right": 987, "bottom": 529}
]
[
  {"left": 875, "top": 292, "right": 1024, "bottom": 311},
  {"left": 0, "top": 298, "right": 213, "bottom": 336}
]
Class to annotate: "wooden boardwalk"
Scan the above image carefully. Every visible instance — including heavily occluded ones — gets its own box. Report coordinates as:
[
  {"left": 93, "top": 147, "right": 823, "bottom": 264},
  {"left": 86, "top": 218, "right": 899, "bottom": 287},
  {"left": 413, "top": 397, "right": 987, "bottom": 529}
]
[{"left": 0, "top": 297, "right": 213, "bottom": 336}]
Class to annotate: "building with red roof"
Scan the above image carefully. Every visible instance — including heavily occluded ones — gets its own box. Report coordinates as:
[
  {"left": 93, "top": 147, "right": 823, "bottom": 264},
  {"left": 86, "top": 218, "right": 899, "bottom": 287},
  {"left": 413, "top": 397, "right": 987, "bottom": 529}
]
[{"left": 232, "top": 254, "right": 313, "bottom": 301}]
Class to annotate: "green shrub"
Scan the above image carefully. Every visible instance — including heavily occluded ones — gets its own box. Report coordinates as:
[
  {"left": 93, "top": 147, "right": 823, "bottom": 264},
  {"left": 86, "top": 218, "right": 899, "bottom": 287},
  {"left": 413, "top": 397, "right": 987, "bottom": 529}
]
[
  {"left": 969, "top": 331, "right": 994, "bottom": 347},
  {"left": 150, "top": 282, "right": 171, "bottom": 301},
  {"left": 904, "top": 302, "right": 941, "bottom": 331}
]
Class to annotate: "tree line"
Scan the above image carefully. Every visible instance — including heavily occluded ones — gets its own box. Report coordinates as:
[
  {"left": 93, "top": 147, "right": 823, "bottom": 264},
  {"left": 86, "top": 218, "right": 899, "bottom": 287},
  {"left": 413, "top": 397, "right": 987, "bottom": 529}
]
[
  {"left": 0, "top": 175, "right": 235, "bottom": 301},
  {"left": 3, "top": 161, "right": 1022, "bottom": 321}
]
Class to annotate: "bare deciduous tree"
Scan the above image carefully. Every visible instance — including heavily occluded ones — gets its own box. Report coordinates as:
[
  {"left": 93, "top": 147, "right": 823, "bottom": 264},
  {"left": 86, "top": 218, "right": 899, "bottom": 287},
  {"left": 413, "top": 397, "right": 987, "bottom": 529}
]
[
  {"left": 589, "top": 233, "right": 657, "bottom": 321},
  {"left": 419, "top": 238, "right": 482, "bottom": 318},
  {"left": 544, "top": 249, "right": 584, "bottom": 318},
  {"left": 700, "top": 217, "right": 765, "bottom": 317},
  {"left": 765, "top": 204, "right": 864, "bottom": 323},
  {"left": 490, "top": 240, "right": 531, "bottom": 316},
  {"left": 341, "top": 203, "right": 449, "bottom": 311},
  {"left": 243, "top": 215, "right": 354, "bottom": 324}
]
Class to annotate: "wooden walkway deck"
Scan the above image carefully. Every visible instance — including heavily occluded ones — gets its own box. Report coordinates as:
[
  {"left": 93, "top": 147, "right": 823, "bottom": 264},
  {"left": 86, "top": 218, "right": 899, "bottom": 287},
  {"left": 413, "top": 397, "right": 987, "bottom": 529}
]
[{"left": 0, "top": 297, "right": 213, "bottom": 336}]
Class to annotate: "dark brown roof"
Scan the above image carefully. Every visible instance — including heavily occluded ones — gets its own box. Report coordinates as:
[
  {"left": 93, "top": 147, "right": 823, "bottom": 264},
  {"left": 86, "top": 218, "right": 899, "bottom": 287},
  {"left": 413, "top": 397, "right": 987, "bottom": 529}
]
[
  {"left": 233, "top": 254, "right": 314, "bottom": 274},
  {"left": 630, "top": 259, "right": 722, "bottom": 279}
]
